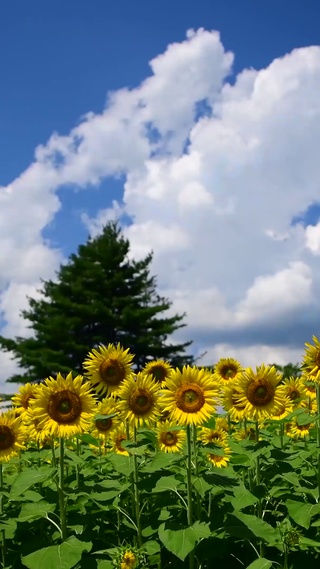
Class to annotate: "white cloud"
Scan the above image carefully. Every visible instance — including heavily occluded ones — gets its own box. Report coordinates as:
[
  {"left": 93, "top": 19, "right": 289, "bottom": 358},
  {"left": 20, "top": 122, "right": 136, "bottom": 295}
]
[
  {"left": 2, "top": 29, "right": 320, "bottom": 388},
  {"left": 196, "top": 343, "right": 303, "bottom": 369},
  {"left": 305, "top": 222, "right": 320, "bottom": 255}
]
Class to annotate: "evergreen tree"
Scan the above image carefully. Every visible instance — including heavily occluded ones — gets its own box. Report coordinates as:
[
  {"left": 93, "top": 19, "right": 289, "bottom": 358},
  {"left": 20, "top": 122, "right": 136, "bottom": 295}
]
[{"left": 0, "top": 221, "right": 193, "bottom": 384}]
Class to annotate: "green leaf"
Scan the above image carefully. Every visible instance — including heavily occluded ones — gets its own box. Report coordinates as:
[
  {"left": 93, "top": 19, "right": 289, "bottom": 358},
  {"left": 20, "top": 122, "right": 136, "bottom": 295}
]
[
  {"left": 245, "top": 559, "right": 273, "bottom": 569},
  {"left": 145, "top": 452, "right": 182, "bottom": 472},
  {"left": 152, "top": 476, "right": 182, "bottom": 493},
  {"left": 226, "top": 513, "right": 281, "bottom": 546},
  {"left": 143, "top": 540, "right": 161, "bottom": 555},
  {"left": 18, "top": 501, "right": 56, "bottom": 522},
  {"left": 285, "top": 499, "right": 320, "bottom": 529},
  {"left": 96, "top": 561, "right": 113, "bottom": 569},
  {"left": 299, "top": 536, "right": 320, "bottom": 548},
  {"left": 159, "top": 521, "right": 210, "bottom": 561},
  {"left": 10, "top": 467, "right": 55, "bottom": 500},
  {"left": 21, "top": 536, "right": 92, "bottom": 569},
  {"left": 231, "top": 484, "right": 258, "bottom": 510},
  {"left": 107, "top": 453, "right": 134, "bottom": 477}
]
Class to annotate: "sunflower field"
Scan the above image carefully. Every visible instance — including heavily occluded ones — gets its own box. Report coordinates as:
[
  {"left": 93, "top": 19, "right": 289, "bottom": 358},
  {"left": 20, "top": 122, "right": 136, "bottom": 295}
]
[{"left": 1, "top": 339, "right": 320, "bottom": 569}]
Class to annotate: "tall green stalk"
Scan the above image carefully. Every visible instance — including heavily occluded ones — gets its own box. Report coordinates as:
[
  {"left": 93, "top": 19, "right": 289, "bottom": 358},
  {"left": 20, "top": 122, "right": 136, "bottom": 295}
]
[
  {"left": 0, "top": 465, "right": 6, "bottom": 568},
  {"left": 316, "top": 385, "right": 320, "bottom": 499},
  {"left": 255, "top": 422, "right": 265, "bottom": 557},
  {"left": 192, "top": 425, "right": 201, "bottom": 520},
  {"left": 186, "top": 425, "right": 195, "bottom": 569},
  {"left": 58, "top": 438, "right": 68, "bottom": 541},
  {"left": 132, "top": 427, "right": 142, "bottom": 547}
]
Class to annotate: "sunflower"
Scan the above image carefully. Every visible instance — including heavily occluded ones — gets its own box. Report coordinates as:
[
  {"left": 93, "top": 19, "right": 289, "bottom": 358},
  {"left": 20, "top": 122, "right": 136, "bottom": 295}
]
[
  {"left": 156, "top": 422, "right": 186, "bottom": 453},
  {"left": 91, "top": 397, "right": 121, "bottom": 440},
  {"left": 0, "top": 412, "right": 25, "bottom": 462},
  {"left": 23, "top": 408, "right": 49, "bottom": 443},
  {"left": 222, "top": 384, "right": 247, "bottom": 421},
  {"left": 302, "top": 335, "right": 320, "bottom": 380},
  {"left": 142, "top": 359, "right": 172, "bottom": 386},
  {"left": 110, "top": 427, "right": 133, "bottom": 456},
  {"left": 199, "top": 426, "right": 227, "bottom": 445},
  {"left": 83, "top": 343, "right": 134, "bottom": 397},
  {"left": 233, "top": 426, "right": 257, "bottom": 441},
  {"left": 278, "top": 377, "right": 307, "bottom": 407},
  {"left": 289, "top": 420, "right": 313, "bottom": 439},
  {"left": 215, "top": 417, "right": 229, "bottom": 432},
  {"left": 302, "top": 378, "right": 317, "bottom": 400},
  {"left": 213, "top": 357, "right": 243, "bottom": 384},
  {"left": 119, "top": 550, "right": 137, "bottom": 569},
  {"left": 31, "top": 372, "right": 96, "bottom": 438},
  {"left": 235, "top": 364, "right": 284, "bottom": 420},
  {"left": 117, "top": 373, "right": 161, "bottom": 427},
  {"left": 160, "top": 366, "right": 219, "bottom": 426},
  {"left": 270, "top": 397, "right": 293, "bottom": 420},
  {"left": 207, "top": 441, "right": 231, "bottom": 468},
  {"left": 11, "top": 383, "right": 41, "bottom": 417}
]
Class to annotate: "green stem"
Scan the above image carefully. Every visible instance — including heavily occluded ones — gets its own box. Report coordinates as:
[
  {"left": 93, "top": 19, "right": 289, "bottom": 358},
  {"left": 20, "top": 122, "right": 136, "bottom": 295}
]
[
  {"left": 75, "top": 437, "right": 81, "bottom": 488},
  {"left": 186, "top": 425, "right": 195, "bottom": 569},
  {"left": 255, "top": 423, "right": 265, "bottom": 557},
  {"left": 192, "top": 425, "right": 201, "bottom": 520},
  {"left": 51, "top": 437, "right": 57, "bottom": 468},
  {"left": 0, "top": 465, "right": 6, "bottom": 568},
  {"left": 280, "top": 423, "right": 284, "bottom": 449},
  {"left": 132, "top": 427, "right": 142, "bottom": 547},
  {"left": 316, "top": 385, "right": 320, "bottom": 499},
  {"left": 58, "top": 438, "right": 68, "bottom": 541}
]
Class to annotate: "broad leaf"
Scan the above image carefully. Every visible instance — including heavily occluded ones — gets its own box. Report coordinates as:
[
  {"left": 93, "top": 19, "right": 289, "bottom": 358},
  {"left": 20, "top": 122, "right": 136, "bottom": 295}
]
[{"left": 21, "top": 536, "right": 92, "bottom": 569}]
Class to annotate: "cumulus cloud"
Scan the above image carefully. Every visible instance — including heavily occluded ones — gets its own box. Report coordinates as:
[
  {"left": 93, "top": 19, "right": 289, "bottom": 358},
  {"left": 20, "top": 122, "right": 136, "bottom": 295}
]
[{"left": 1, "top": 28, "right": 320, "bottom": 388}]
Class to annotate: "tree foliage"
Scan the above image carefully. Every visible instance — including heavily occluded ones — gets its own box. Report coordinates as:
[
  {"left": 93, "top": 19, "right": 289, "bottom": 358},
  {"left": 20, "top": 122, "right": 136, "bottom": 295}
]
[{"left": 0, "top": 222, "right": 193, "bottom": 384}]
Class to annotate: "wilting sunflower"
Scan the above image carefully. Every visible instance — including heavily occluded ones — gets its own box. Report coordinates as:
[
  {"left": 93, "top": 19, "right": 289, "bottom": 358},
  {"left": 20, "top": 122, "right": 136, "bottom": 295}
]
[
  {"left": 117, "top": 373, "right": 161, "bottom": 427},
  {"left": 91, "top": 398, "right": 121, "bottom": 440},
  {"left": 156, "top": 422, "right": 186, "bottom": 453},
  {"left": 270, "top": 397, "right": 293, "bottom": 420},
  {"left": 236, "top": 364, "right": 283, "bottom": 421},
  {"left": 110, "top": 427, "right": 133, "bottom": 456},
  {"left": 199, "top": 426, "right": 227, "bottom": 445},
  {"left": 83, "top": 343, "right": 134, "bottom": 397},
  {"left": 160, "top": 366, "right": 219, "bottom": 426},
  {"left": 207, "top": 441, "right": 231, "bottom": 468},
  {"left": 222, "top": 384, "right": 247, "bottom": 421},
  {"left": 0, "top": 412, "right": 25, "bottom": 462},
  {"left": 278, "top": 377, "right": 307, "bottom": 407},
  {"left": 12, "top": 383, "right": 41, "bottom": 417},
  {"left": 142, "top": 359, "right": 172, "bottom": 386},
  {"left": 213, "top": 357, "right": 243, "bottom": 384},
  {"left": 302, "top": 335, "right": 320, "bottom": 380},
  {"left": 31, "top": 372, "right": 96, "bottom": 438}
]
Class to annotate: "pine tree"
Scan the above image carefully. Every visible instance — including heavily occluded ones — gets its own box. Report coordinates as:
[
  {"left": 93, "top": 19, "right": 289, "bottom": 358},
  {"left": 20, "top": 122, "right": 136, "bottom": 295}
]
[{"left": 0, "top": 222, "right": 193, "bottom": 384}]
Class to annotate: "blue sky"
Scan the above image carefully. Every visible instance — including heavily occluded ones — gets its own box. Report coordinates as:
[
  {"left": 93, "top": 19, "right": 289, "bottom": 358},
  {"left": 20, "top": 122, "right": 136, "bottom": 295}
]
[{"left": 1, "top": 0, "right": 320, "bottom": 388}]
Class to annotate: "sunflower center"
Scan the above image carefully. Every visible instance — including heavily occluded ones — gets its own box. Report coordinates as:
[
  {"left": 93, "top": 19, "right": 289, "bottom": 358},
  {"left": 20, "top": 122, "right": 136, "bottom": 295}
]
[
  {"left": 160, "top": 431, "right": 178, "bottom": 446},
  {"left": 129, "top": 389, "right": 154, "bottom": 415},
  {"left": 151, "top": 366, "right": 166, "bottom": 382},
  {"left": 246, "top": 380, "right": 275, "bottom": 407},
  {"left": 289, "top": 390, "right": 299, "bottom": 401},
  {"left": 221, "top": 366, "right": 236, "bottom": 379},
  {"left": 48, "top": 390, "right": 82, "bottom": 424},
  {"left": 99, "top": 359, "right": 126, "bottom": 386},
  {"left": 175, "top": 384, "right": 205, "bottom": 413},
  {"left": 0, "top": 426, "right": 15, "bottom": 450},
  {"left": 95, "top": 418, "right": 113, "bottom": 432}
]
